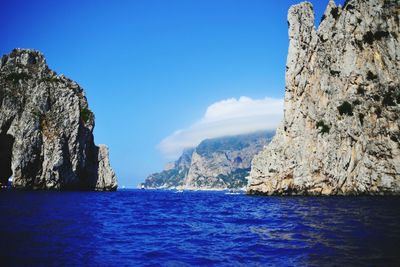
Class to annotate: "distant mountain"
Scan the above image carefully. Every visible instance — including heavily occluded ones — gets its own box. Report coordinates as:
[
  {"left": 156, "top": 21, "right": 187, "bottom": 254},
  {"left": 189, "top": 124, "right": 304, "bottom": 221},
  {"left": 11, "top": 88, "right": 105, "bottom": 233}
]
[
  {"left": 142, "top": 148, "right": 193, "bottom": 189},
  {"left": 141, "top": 131, "right": 274, "bottom": 190}
]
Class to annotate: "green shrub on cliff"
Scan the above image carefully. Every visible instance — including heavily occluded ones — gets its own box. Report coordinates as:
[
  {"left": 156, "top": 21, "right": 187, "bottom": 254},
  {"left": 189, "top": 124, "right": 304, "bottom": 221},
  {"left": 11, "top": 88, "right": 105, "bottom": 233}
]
[
  {"left": 80, "top": 107, "right": 93, "bottom": 124},
  {"left": 338, "top": 101, "right": 353, "bottom": 116},
  {"left": 4, "top": 72, "right": 31, "bottom": 84},
  {"left": 316, "top": 120, "right": 330, "bottom": 134}
]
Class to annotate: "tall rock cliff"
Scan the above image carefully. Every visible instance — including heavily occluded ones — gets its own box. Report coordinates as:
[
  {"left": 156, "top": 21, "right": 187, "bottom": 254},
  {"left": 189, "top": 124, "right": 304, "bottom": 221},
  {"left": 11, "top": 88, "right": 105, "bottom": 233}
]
[
  {"left": 142, "top": 131, "right": 273, "bottom": 190},
  {"left": 0, "top": 49, "right": 117, "bottom": 190},
  {"left": 248, "top": 0, "right": 400, "bottom": 195}
]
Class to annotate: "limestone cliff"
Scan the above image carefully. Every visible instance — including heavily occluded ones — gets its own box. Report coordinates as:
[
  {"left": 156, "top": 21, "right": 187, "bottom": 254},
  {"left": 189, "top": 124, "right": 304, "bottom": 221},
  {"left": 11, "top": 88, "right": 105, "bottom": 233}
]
[
  {"left": 184, "top": 132, "right": 273, "bottom": 190},
  {"left": 248, "top": 0, "right": 400, "bottom": 195},
  {"left": 143, "top": 131, "right": 273, "bottom": 190},
  {"left": 142, "top": 148, "right": 193, "bottom": 189},
  {"left": 0, "top": 49, "right": 117, "bottom": 190}
]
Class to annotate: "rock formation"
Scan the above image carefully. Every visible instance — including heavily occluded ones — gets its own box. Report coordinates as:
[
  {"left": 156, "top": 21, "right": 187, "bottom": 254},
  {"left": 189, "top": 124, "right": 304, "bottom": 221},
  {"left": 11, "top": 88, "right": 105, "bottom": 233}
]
[
  {"left": 142, "top": 148, "right": 193, "bottom": 189},
  {"left": 248, "top": 0, "right": 400, "bottom": 195},
  {"left": 142, "top": 131, "right": 273, "bottom": 190},
  {"left": 0, "top": 49, "right": 117, "bottom": 190}
]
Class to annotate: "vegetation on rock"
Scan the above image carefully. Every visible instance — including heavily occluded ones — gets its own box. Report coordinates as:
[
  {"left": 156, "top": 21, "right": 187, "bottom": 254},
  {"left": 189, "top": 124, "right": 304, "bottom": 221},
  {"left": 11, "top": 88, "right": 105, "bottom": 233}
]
[{"left": 338, "top": 101, "right": 353, "bottom": 116}]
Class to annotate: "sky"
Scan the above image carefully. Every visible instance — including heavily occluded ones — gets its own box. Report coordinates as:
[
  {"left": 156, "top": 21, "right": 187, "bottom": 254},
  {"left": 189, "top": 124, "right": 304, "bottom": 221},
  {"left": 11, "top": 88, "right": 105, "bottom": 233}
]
[{"left": 0, "top": 0, "right": 345, "bottom": 188}]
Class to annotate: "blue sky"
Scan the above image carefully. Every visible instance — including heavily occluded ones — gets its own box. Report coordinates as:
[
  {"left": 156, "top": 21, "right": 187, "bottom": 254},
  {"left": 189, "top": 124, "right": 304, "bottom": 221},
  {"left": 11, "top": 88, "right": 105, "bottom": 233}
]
[{"left": 1, "top": 0, "right": 345, "bottom": 187}]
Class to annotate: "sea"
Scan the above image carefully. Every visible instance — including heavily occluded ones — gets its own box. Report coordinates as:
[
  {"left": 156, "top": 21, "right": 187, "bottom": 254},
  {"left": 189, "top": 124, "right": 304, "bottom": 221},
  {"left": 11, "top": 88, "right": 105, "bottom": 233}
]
[{"left": 0, "top": 189, "right": 399, "bottom": 266}]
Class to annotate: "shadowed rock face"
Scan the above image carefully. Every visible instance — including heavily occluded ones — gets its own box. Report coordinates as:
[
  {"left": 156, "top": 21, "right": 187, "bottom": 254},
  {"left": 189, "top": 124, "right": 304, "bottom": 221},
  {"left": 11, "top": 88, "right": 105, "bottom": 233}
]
[
  {"left": 0, "top": 49, "right": 117, "bottom": 191},
  {"left": 248, "top": 0, "right": 400, "bottom": 195}
]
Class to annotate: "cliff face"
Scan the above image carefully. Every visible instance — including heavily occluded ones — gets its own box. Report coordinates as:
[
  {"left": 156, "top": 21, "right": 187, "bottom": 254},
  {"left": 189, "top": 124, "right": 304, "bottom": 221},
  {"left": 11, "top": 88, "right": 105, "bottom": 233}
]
[
  {"left": 143, "top": 131, "right": 273, "bottom": 190},
  {"left": 184, "top": 132, "right": 273, "bottom": 190},
  {"left": 0, "top": 49, "right": 117, "bottom": 190},
  {"left": 248, "top": 0, "right": 400, "bottom": 195},
  {"left": 142, "top": 148, "right": 193, "bottom": 189}
]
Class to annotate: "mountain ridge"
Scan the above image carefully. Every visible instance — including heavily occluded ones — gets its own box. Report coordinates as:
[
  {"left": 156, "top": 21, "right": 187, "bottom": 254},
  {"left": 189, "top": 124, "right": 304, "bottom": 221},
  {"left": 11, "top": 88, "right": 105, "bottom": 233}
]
[{"left": 142, "top": 131, "right": 274, "bottom": 190}]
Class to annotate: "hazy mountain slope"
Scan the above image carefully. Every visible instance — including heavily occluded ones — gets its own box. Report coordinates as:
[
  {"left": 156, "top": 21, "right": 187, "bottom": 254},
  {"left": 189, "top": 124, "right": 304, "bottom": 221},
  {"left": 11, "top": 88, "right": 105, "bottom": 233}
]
[
  {"left": 143, "top": 131, "right": 273, "bottom": 189},
  {"left": 142, "top": 148, "right": 193, "bottom": 189}
]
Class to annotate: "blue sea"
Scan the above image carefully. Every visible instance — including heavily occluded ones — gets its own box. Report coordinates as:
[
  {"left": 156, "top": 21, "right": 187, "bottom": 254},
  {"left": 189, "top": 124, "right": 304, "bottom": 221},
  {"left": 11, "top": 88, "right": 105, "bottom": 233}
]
[{"left": 0, "top": 190, "right": 399, "bottom": 266}]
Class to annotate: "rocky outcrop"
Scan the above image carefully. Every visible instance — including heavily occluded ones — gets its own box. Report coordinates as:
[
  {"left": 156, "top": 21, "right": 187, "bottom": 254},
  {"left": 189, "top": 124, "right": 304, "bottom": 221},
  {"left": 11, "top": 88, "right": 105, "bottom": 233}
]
[
  {"left": 142, "top": 148, "right": 193, "bottom": 189},
  {"left": 0, "top": 49, "right": 117, "bottom": 191},
  {"left": 184, "top": 132, "right": 273, "bottom": 190},
  {"left": 142, "top": 131, "right": 273, "bottom": 190},
  {"left": 248, "top": 0, "right": 400, "bottom": 195}
]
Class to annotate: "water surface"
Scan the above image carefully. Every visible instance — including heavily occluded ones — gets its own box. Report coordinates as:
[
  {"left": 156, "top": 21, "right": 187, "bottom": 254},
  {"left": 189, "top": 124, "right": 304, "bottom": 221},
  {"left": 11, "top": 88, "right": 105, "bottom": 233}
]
[{"left": 0, "top": 190, "right": 399, "bottom": 266}]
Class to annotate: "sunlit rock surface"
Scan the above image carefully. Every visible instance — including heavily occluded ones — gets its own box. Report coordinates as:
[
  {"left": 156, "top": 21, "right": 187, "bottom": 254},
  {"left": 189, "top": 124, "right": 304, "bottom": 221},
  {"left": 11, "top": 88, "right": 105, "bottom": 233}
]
[
  {"left": 248, "top": 0, "right": 400, "bottom": 195},
  {"left": 0, "top": 49, "right": 117, "bottom": 190}
]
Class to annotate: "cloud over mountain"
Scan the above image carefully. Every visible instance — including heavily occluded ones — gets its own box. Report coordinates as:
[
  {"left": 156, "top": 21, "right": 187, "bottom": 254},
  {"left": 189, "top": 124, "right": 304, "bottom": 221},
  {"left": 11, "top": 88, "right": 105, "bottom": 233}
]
[{"left": 158, "top": 96, "right": 283, "bottom": 159}]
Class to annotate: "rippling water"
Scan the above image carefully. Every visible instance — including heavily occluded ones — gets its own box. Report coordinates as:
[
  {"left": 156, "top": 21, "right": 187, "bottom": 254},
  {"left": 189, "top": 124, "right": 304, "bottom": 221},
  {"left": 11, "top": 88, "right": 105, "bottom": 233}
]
[{"left": 0, "top": 190, "right": 399, "bottom": 266}]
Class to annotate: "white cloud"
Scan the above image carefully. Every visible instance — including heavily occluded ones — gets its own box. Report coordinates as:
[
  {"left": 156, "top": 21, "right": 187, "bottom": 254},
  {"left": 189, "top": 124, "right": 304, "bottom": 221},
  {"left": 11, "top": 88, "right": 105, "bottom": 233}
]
[{"left": 158, "top": 96, "right": 283, "bottom": 159}]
